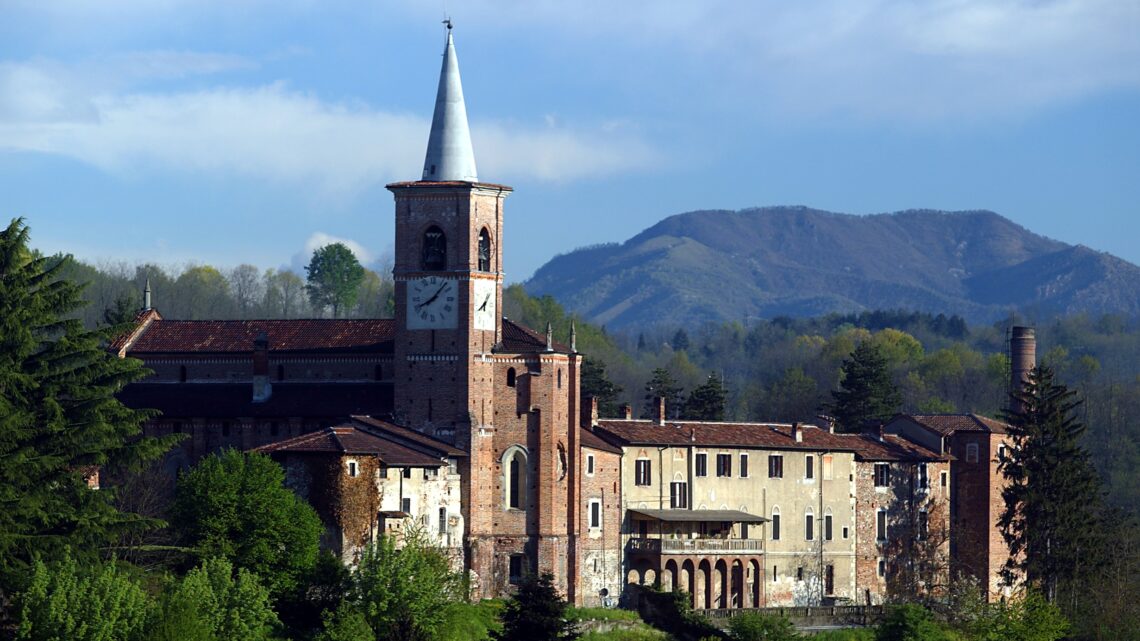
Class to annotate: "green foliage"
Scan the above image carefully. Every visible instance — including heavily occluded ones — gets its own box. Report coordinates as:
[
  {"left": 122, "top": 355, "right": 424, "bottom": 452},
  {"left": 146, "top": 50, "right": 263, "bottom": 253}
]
[
  {"left": 875, "top": 604, "right": 953, "bottom": 641},
  {"left": 827, "top": 341, "right": 903, "bottom": 431},
  {"left": 579, "top": 628, "right": 667, "bottom": 641},
  {"left": 998, "top": 366, "right": 1104, "bottom": 603},
  {"left": 351, "top": 531, "right": 463, "bottom": 641},
  {"left": 642, "top": 367, "right": 685, "bottom": 419},
  {"left": 0, "top": 219, "right": 176, "bottom": 591},
  {"left": 305, "top": 242, "right": 366, "bottom": 318},
  {"left": 582, "top": 357, "right": 624, "bottom": 418},
  {"left": 638, "top": 589, "right": 723, "bottom": 641},
  {"left": 439, "top": 600, "right": 504, "bottom": 641},
  {"left": 962, "top": 591, "right": 1068, "bottom": 641},
  {"left": 492, "top": 572, "right": 579, "bottom": 641},
  {"left": 16, "top": 552, "right": 151, "bottom": 641},
  {"left": 811, "top": 630, "right": 875, "bottom": 641},
  {"left": 316, "top": 602, "right": 375, "bottom": 641},
  {"left": 685, "top": 372, "right": 727, "bottom": 421},
  {"left": 566, "top": 606, "right": 641, "bottom": 622},
  {"left": 153, "top": 557, "right": 279, "bottom": 641},
  {"left": 170, "top": 448, "right": 322, "bottom": 597},
  {"left": 726, "top": 611, "right": 801, "bottom": 641}
]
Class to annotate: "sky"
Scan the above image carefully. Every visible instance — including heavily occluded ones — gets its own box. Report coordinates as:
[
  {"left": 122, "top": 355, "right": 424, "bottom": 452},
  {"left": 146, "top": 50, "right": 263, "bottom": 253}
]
[{"left": 1, "top": 0, "right": 1138, "bottom": 283}]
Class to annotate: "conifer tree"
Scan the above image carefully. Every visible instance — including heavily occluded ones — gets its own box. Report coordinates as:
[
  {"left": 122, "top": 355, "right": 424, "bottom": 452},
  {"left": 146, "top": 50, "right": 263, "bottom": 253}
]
[
  {"left": 826, "top": 341, "right": 902, "bottom": 432},
  {"left": 0, "top": 219, "right": 175, "bottom": 593},
  {"left": 999, "top": 366, "right": 1104, "bottom": 604},
  {"left": 581, "top": 357, "right": 623, "bottom": 418},
  {"left": 685, "top": 372, "right": 727, "bottom": 421},
  {"left": 642, "top": 367, "right": 685, "bottom": 420},
  {"left": 492, "top": 573, "right": 579, "bottom": 641}
]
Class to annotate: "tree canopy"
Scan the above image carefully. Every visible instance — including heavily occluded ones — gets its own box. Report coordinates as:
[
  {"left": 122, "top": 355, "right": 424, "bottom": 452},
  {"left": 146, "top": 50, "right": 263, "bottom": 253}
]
[
  {"left": 305, "top": 243, "right": 366, "bottom": 318},
  {"left": 827, "top": 341, "right": 903, "bottom": 431},
  {"left": 492, "top": 573, "right": 579, "bottom": 641}
]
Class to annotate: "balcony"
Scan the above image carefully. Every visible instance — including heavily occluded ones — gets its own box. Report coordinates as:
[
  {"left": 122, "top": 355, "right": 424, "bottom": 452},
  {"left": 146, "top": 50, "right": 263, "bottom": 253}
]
[{"left": 627, "top": 537, "right": 765, "bottom": 554}]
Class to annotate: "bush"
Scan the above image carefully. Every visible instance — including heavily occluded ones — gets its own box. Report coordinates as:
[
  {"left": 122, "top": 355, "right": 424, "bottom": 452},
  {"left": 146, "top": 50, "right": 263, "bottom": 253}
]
[
  {"left": 727, "top": 611, "right": 801, "bottom": 641},
  {"left": 152, "top": 557, "right": 279, "bottom": 641},
  {"left": 17, "top": 553, "right": 151, "bottom": 641},
  {"left": 963, "top": 591, "right": 1068, "bottom": 641},
  {"left": 440, "top": 600, "right": 504, "bottom": 641},
  {"left": 567, "top": 606, "right": 642, "bottom": 622},
  {"left": 492, "top": 573, "right": 579, "bottom": 641},
  {"left": 876, "top": 604, "right": 954, "bottom": 641}
]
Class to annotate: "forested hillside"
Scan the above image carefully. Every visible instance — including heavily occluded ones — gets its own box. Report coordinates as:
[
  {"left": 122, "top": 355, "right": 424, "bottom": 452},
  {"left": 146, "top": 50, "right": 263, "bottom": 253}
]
[{"left": 525, "top": 207, "right": 1140, "bottom": 330}]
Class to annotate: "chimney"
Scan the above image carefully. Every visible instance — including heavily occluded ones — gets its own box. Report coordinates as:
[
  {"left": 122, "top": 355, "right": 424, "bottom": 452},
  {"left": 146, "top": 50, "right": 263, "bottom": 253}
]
[
  {"left": 622, "top": 404, "right": 633, "bottom": 420},
  {"left": 581, "top": 396, "right": 599, "bottom": 427},
  {"left": 792, "top": 422, "right": 803, "bottom": 443},
  {"left": 252, "top": 332, "right": 271, "bottom": 403},
  {"left": 545, "top": 322, "right": 554, "bottom": 352},
  {"left": 878, "top": 423, "right": 886, "bottom": 443},
  {"left": 569, "top": 319, "right": 577, "bottom": 353},
  {"left": 143, "top": 278, "right": 152, "bottom": 310},
  {"left": 655, "top": 396, "right": 666, "bottom": 426},
  {"left": 1009, "top": 326, "right": 1036, "bottom": 414}
]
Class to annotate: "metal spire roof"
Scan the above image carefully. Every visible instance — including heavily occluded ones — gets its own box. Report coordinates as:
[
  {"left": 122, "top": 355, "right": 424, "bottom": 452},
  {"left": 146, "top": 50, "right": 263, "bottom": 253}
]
[{"left": 421, "top": 23, "right": 478, "bottom": 182}]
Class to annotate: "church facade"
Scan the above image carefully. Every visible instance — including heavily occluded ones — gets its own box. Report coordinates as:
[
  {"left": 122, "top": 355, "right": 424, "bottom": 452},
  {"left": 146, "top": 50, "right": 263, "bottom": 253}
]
[{"left": 114, "top": 28, "right": 1015, "bottom": 608}]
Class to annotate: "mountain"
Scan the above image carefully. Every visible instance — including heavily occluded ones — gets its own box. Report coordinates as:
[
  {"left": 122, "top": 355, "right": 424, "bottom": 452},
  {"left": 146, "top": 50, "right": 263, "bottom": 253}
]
[{"left": 523, "top": 207, "right": 1140, "bottom": 330}]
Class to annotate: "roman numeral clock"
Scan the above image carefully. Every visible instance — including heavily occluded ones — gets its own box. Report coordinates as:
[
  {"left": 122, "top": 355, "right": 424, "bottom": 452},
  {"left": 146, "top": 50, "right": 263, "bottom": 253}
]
[{"left": 407, "top": 276, "right": 458, "bottom": 329}]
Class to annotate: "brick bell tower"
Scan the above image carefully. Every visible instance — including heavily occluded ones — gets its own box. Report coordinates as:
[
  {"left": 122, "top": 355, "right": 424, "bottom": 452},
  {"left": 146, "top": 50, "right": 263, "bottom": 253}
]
[{"left": 387, "top": 24, "right": 582, "bottom": 602}]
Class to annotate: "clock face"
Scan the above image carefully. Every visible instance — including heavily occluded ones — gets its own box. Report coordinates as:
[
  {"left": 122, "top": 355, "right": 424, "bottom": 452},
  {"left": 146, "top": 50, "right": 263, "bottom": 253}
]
[
  {"left": 473, "top": 279, "right": 496, "bottom": 331},
  {"left": 407, "top": 276, "right": 458, "bottom": 329}
]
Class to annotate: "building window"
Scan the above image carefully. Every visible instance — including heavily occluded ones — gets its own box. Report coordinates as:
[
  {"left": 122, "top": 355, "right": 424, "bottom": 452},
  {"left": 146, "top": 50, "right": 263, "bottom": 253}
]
[
  {"left": 918, "top": 463, "right": 929, "bottom": 490},
  {"left": 589, "top": 499, "right": 602, "bottom": 528},
  {"left": 401, "top": 497, "right": 412, "bottom": 514},
  {"left": 941, "top": 471, "right": 948, "bottom": 488},
  {"left": 806, "top": 455, "right": 815, "bottom": 480},
  {"left": 509, "top": 554, "right": 527, "bottom": 585},
  {"left": 796, "top": 566, "right": 804, "bottom": 581},
  {"left": 586, "top": 454, "right": 595, "bottom": 476},
  {"left": 772, "top": 566, "right": 778, "bottom": 582},
  {"left": 403, "top": 467, "right": 412, "bottom": 478},
  {"left": 874, "top": 463, "right": 890, "bottom": 487},
  {"left": 439, "top": 507, "right": 448, "bottom": 535},
  {"left": 823, "top": 454, "right": 834, "bottom": 480},
  {"left": 825, "top": 564, "right": 835, "bottom": 595},
  {"left": 768, "top": 455, "right": 784, "bottom": 478},
  {"left": 179, "top": 365, "right": 187, "bottom": 382},
  {"left": 422, "top": 225, "right": 447, "bottom": 270},
  {"left": 695, "top": 453, "right": 707, "bottom": 477},
  {"left": 741, "top": 523, "right": 749, "bottom": 539},
  {"left": 824, "top": 512, "right": 833, "bottom": 541},
  {"left": 877, "top": 508, "right": 887, "bottom": 541},
  {"left": 966, "top": 443, "right": 979, "bottom": 463},
  {"left": 635, "top": 459, "right": 652, "bottom": 486},
  {"left": 478, "top": 228, "right": 492, "bottom": 271},
  {"left": 506, "top": 368, "right": 516, "bottom": 387},
  {"left": 347, "top": 460, "right": 358, "bottom": 478},
  {"left": 918, "top": 509, "right": 929, "bottom": 541},
  {"left": 740, "top": 454, "right": 749, "bottom": 478},
  {"left": 842, "top": 526, "right": 849, "bottom": 539},
  {"left": 805, "top": 508, "right": 814, "bottom": 541},
  {"left": 506, "top": 448, "right": 528, "bottom": 510},
  {"left": 878, "top": 559, "right": 886, "bottom": 577},
  {"left": 670, "top": 482, "right": 688, "bottom": 509},
  {"left": 716, "top": 453, "right": 732, "bottom": 478},
  {"left": 771, "top": 508, "right": 781, "bottom": 541},
  {"left": 379, "top": 465, "right": 389, "bottom": 479}
]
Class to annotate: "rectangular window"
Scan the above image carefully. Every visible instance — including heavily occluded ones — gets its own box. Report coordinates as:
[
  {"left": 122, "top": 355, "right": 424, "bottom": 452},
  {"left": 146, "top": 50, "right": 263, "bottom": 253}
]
[
  {"left": 695, "top": 453, "right": 707, "bottom": 477},
  {"left": 877, "top": 509, "right": 887, "bottom": 541},
  {"left": 586, "top": 454, "right": 595, "bottom": 476},
  {"left": 822, "top": 454, "right": 834, "bottom": 480},
  {"left": 772, "top": 566, "right": 778, "bottom": 582},
  {"left": 403, "top": 467, "right": 412, "bottom": 479},
  {"left": 716, "top": 453, "right": 732, "bottom": 477},
  {"left": 941, "top": 471, "right": 948, "bottom": 488},
  {"left": 740, "top": 454, "right": 749, "bottom": 478},
  {"left": 670, "top": 482, "right": 688, "bottom": 509},
  {"left": 796, "top": 566, "right": 804, "bottom": 581},
  {"left": 589, "top": 500, "right": 602, "bottom": 528},
  {"left": 918, "top": 463, "right": 929, "bottom": 489},
  {"left": 805, "top": 513, "right": 814, "bottom": 541},
  {"left": 439, "top": 507, "right": 447, "bottom": 535},
  {"left": 635, "top": 459, "right": 652, "bottom": 486},
  {"left": 806, "top": 455, "right": 815, "bottom": 480},
  {"left": 966, "top": 442, "right": 979, "bottom": 463},
  {"left": 379, "top": 465, "right": 389, "bottom": 479},
  {"left": 874, "top": 463, "right": 890, "bottom": 487},
  {"left": 741, "top": 523, "right": 749, "bottom": 539},
  {"left": 918, "top": 509, "right": 928, "bottom": 541},
  {"left": 509, "top": 554, "right": 527, "bottom": 585},
  {"left": 842, "top": 526, "right": 849, "bottom": 539},
  {"left": 768, "top": 455, "right": 784, "bottom": 478},
  {"left": 878, "top": 559, "right": 886, "bottom": 577},
  {"left": 771, "top": 514, "right": 781, "bottom": 540},
  {"left": 402, "top": 497, "right": 412, "bottom": 514},
  {"left": 825, "top": 564, "right": 835, "bottom": 595},
  {"left": 825, "top": 514, "right": 833, "bottom": 541}
]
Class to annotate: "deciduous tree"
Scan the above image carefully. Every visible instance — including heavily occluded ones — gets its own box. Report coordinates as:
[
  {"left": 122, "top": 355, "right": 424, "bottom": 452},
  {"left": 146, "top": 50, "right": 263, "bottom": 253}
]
[{"left": 305, "top": 243, "right": 365, "bottom": 318}]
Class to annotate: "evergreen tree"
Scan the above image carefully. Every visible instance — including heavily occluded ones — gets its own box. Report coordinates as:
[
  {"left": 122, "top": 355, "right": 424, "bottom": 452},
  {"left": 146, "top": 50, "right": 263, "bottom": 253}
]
[
  {"left": 492, "top": 573, "right": 579, "bottom": 641},
  {"left": 581, "top": 357, "right": 623, "bottom": 418},
  {"left": 305, "top": 243, "right": 366, "bottom": 318},
  {"left": 826, "top": 341, "right": 902, "bottom": 432},
  {"left": 642, "top": 367, "right": 685, "bottom": 420},
  {"left": 671, "top": 328, "right": 690, "bottom": 351},
  {"left": 999, "top": 366, "right": 1104, "bottom": 604},
  {"left": 170, "top": 449, "right": 322, "bottom": 598},
  {"left": 684, "top": 372, "right": 727, "bottom": 421},
  {"left": 0, "top": 219, "right": 175, "bottom": 592}
]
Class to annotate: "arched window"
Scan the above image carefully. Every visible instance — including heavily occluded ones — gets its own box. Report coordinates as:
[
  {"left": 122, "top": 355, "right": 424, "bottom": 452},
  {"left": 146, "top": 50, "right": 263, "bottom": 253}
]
[
  {"left": 506, "top": 368, "right": 516, "bottom": 387},
  {"left": 805, "top": 507, "right": 815, "bottom": 541},
  {"left": 422, "top": 225, "right": 447, "bottom": 270},
  {"left": 771, "top": 507, "right": 781, "bottom": 541},
  {"left": 503, "top": 446, "right": 528, "bottom": 510},
  {"left": 478, "top": 228, "right": 491, "bottom": 271}
]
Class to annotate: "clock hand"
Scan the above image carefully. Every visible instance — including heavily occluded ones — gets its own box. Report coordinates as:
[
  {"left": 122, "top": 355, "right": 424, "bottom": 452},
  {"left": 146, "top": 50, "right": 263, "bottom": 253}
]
[
  {"left": 416, "top": 283, "right": 449, "bottom": 311},
  {"left": 477, "top": 294, "right": 489, "bottom": 312}
]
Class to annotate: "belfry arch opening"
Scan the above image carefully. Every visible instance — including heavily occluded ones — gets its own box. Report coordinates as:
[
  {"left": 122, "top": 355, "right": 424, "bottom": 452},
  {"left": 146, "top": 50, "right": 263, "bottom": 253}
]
[
  {"left": 478, "top": 228, "right": 492, "bottom": 271},
  {"left": 422, "top": 225, "right": 447, "bottom": 270}
]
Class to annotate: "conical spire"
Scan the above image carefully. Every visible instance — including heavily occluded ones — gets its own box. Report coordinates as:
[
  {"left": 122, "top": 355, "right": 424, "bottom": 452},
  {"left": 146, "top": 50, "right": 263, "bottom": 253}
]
[{"left": 422, "top": 22, "right": 478, "bottom": 182}]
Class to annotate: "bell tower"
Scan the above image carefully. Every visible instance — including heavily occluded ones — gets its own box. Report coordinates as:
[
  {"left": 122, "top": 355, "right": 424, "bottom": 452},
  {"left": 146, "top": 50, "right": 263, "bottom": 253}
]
[{"left": 388, "top": 23, "right": 511, "bottom": 445}]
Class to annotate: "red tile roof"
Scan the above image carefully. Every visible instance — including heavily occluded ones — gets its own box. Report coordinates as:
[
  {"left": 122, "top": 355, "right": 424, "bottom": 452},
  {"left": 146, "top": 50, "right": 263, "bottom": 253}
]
[
  {"left": 898, "top": 414, "right": 1010, "bottom": 435},
  {"left": 350, "top": 415, "right": 467, "bottom": 457},
  {"left": 594, "top": 420, "right": 943, "bottom": 461},
  {"left": 123, "top": 319, "right": 395, "bottom": 354},
  {"left": 253, "top": 423, "right": 446, "bottom": 467},
  {"left": 580, "top": 427, "right": 623, "bottom": 454},
  {"left": 500, "top": 319, "right": 573, "bottom": 354}
]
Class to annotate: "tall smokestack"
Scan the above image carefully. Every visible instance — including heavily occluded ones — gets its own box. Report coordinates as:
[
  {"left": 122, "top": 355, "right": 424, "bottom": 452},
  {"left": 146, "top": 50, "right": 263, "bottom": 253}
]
[{"left": 1009, "top": 326, "right": 1036, "bottom": 414}]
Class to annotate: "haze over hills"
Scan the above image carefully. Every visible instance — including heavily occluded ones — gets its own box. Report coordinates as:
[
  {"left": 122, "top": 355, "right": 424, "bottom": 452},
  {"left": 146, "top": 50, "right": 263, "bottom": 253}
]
[{"left": 524, "top": 207, "right": 1140, "bottom": 331}]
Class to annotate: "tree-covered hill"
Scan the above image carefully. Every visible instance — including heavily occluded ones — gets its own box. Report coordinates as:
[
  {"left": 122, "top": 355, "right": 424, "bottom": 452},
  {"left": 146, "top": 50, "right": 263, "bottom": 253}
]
[{"left": 524, "top": 207, "right": 1140, "bottom": 330}]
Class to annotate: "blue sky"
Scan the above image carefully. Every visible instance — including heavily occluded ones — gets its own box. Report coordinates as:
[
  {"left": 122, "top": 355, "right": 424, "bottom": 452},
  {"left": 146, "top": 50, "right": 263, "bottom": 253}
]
[{"left": 2, "top": 1, "right": 1138, "bottom": 282}]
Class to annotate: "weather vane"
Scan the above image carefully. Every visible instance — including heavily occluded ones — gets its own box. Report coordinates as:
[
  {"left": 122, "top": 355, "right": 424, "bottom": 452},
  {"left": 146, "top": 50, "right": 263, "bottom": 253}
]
[{"left": 443, "top": 17, "right": 452, "bottom": 30}]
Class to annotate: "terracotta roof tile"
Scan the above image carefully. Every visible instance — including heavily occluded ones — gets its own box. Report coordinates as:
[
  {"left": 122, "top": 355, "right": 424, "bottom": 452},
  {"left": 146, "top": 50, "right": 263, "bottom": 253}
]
[
  {"left": 500, "top": 319, "right": 572, "bottom": 354},
  {"left": 253, "top": 423, "right": 446, "bottom": 467},
  {"left": 350, "top": 415, "right": 467, "bottom": 457},
  {"left": 580, "top": 427, "right": 623, "bottom": 454},
  {"left": 902, "top": 414, "right": 1010, "bottom": 435},
  {"left": 124, "top": 319, "right": 395, "bottom": 354}
]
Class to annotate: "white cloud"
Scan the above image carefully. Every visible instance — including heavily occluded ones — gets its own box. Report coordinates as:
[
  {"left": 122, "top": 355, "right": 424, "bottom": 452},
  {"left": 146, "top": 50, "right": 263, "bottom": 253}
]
[{"left": 296, "top": 232, "right": 374, "bottom": 269}]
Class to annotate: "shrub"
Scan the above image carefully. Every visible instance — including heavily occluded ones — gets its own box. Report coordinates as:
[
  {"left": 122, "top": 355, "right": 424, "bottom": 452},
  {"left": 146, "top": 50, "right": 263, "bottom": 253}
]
[
  {"left": 16, "top": 553, "right": 151, "bottom": 641},
  {"left": 727, "top": 611, "right": 801, "bottom": 641}
]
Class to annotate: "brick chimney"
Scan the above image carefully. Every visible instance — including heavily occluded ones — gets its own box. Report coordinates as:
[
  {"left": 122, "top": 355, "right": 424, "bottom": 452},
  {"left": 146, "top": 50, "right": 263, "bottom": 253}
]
[
  {"left": 252, "top": 332, "right": 271, "bottom": 403},
  {"left": 655, "top": 396, "right": 666, "bottom": 426},
  {"left": 621, "top": 404, "right": 632, "bottom": 420},
  {"left": 581, "top": 396, "right": 599, "bottom": 427},
  {"left": 792, "top": 422, "right": 803, "bottom": 443}
]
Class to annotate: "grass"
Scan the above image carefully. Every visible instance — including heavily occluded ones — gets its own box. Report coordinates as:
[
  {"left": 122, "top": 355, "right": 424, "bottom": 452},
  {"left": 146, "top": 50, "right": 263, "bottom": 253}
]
[
  {"left": 439, "top": 599, "right": 504, "bottom": 641},
  {"left": 579, "top": 624, "right": 670, "bottom": 641},
  {"left": 568, "top": 606, "right": 643, "bottom": 622},
  {"left": 809, "top": 628, "right": 876, "bottom": 640}
]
